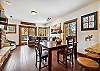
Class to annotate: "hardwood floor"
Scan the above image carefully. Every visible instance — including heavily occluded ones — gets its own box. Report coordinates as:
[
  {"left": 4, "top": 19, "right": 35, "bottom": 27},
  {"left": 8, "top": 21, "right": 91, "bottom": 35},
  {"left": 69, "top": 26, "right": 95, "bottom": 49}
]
[{"left": 2, "top": 45, "right": 80, "bottom": 71}]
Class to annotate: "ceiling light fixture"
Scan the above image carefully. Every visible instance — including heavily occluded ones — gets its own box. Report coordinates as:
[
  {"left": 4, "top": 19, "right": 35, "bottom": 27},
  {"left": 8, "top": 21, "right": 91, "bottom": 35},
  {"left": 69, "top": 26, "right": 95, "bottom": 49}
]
[
  {"left": 5, "top": 0, "right": 12, "bottom": 5},
  {"left": 31, "top": 10, "right": 38, "bottom": 15}
]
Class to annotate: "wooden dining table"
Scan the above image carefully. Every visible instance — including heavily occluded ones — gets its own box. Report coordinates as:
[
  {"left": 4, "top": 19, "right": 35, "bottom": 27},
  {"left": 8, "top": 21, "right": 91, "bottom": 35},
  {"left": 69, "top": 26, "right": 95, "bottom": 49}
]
[{"left": 40, "top": 41, "right": 67, "bottom": 71}]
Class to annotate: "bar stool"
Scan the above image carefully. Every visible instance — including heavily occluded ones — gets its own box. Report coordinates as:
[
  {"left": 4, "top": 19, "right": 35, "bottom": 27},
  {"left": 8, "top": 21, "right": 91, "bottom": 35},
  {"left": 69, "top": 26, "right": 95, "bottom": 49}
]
[{"left": 77, "top": 57, "right": 99, "bottom": 71}]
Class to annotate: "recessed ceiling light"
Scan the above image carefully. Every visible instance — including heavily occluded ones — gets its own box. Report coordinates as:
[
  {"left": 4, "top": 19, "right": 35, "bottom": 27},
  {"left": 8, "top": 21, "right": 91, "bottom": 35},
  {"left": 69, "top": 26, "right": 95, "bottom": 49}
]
[
  {"left": 31, "top": 10, "right": 38, "bottom": 15},
  {"left": 4, "top": 0, "right": 12, "bottom": 5}
]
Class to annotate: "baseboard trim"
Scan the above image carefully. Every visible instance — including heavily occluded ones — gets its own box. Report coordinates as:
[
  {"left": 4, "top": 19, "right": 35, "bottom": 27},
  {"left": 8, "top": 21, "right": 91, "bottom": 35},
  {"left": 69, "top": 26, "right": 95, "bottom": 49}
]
[
  {"left": 16, "top": 45, "right": 20, "bottom": 47},
  {"left": 77, "top": 52, "right": 86, "bottom": 57}
]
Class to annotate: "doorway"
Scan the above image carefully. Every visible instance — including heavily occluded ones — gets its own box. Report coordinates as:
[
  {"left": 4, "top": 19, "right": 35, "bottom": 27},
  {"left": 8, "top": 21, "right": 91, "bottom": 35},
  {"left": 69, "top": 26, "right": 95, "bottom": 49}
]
[
  {"left": 63, "top": 18, "right": 77, "bottom": 58},
  {"left": 19, "top": 25, "right": 37, "bottom": 46}
]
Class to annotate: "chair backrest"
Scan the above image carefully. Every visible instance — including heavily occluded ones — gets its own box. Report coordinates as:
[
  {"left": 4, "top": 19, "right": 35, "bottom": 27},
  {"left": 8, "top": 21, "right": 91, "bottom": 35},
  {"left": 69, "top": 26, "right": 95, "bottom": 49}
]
[
  {"left": 35, "top": 41, "right": 48, "bottom": 58},
  {"left": 35, "top": 42, "right": 42, "bottom": 57},
  {"left": 66, "top": 36, "right": 74, "bottom": 48}
]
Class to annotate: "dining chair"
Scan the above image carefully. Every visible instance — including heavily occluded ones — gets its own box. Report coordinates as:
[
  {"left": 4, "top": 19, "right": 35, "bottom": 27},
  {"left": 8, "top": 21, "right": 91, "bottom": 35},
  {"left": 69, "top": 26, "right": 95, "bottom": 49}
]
[
  {"left": 57, "top": 36, "right": 74, "bottom": 67},
  {"left": 35, "top": 41, "right": 48, "bottom": 71}
]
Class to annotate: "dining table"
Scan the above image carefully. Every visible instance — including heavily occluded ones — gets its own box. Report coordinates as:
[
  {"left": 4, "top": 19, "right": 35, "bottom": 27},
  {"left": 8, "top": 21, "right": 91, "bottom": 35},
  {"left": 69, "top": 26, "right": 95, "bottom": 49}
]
[{"left": 40, "top": 41, "right": 67, "bottom": 71}]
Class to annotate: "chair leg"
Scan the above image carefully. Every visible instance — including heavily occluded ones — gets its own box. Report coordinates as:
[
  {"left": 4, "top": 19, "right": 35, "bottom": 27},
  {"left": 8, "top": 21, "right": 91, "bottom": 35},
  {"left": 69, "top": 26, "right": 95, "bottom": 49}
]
[
  {"left": 63, "top": 55, "right": 65, "bottom": 62},
  {"left": 39, "top": 57, "right": 41, "bottom": 71},
  {"left": 65, "top": 55, "right": 67, "bottom": 68},
  {"left": 71, "top": 54, "right": 73, "bottom": 65},
  {"left": 80, "top": 66, "right": 84, "bottom": 71},
  {"left": 35, "top": 52, "right": 37, "bottom": 67},
  {"left": 57, "top": 52, "right": 59, "bottom": 63},
  {"left": 45, "top": 57, "right": 47, "bottom": 62}
]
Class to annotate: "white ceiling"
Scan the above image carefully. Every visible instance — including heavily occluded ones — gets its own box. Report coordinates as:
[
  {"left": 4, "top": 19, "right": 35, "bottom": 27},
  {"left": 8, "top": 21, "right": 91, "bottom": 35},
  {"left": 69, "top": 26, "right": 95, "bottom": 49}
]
[{"left": 1, "top": 0, "right": 96, "bottom": 24}]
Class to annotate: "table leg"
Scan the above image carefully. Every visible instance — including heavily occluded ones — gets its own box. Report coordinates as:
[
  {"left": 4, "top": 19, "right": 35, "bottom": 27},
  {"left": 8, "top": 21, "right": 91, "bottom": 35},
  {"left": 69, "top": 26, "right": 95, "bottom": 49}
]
[
  {"left": 74, "top": 43, "right": 77, "bottom": 59},
  {"left": 48, "top": 49, "right": 52, "bottom": 71}
]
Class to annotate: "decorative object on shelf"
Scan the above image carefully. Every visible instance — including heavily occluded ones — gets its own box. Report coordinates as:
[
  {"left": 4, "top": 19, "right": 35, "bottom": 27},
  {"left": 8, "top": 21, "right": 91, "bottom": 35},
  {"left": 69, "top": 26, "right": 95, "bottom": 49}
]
[
  {"left": 0, "top": 9, "right": 8, "bottom": 25},
  {"left": 81, "top": 12, "right": 97, "bottom": 31},
  {"left": 7, "top": 24, "right": 16, "bottom": 33},
  {"left": 55, "top": 38, "right": 62, "bottom": 44},
  {"left": 0, "top": 17, "right": 8, "bottom": 25}
]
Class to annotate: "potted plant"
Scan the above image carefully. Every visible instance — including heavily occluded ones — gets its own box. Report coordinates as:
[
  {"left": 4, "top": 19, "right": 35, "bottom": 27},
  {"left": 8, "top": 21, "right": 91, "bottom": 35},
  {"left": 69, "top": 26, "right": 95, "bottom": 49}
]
[{"left": 56, "top": 38, "right": 62, "bottom": 44}]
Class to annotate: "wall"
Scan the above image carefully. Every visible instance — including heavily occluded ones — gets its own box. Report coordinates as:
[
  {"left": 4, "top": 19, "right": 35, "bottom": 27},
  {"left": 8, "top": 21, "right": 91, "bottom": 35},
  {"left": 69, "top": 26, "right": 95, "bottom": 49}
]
[
  {"left": 99, "top": 9, "right": 100, "bottom": 42},
  {"left": 48, "top": 1, "right": 100, "bottom": 53},
  {"left": 6, "top": 19, "right": 46, "bottom": 45},
  {"left": 46, "top": 20, "right": 62, "bottom": 38},
  {"left": 98, "top": 3, "right": 100, "bottom": 42},
  {"left": 6, "top": 19, "right": 20, "bottom": 45}
]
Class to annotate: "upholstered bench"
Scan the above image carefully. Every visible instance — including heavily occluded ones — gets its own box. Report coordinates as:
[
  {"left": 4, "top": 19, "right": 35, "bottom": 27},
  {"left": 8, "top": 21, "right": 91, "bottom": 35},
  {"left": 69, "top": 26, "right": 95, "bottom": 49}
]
[
  {"left": 0, "top": 47, "right": 11, "bottom": 69},
  {"left": 77, "top": 57, "right": 99, "bottom": 71},
  {"left": 85, "top": 52, "right": 100, "bottom": 62}
]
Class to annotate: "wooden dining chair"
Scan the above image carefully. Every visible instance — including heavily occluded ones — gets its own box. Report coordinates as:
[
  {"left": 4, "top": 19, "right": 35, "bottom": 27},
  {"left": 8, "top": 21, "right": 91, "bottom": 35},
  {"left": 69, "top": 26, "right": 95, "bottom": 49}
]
[
  {"left": 57, "top": 36, "right": 74, "bottom": 67},
  {"left": 35, "top": 41, "right": 48, "bottom": 71}
]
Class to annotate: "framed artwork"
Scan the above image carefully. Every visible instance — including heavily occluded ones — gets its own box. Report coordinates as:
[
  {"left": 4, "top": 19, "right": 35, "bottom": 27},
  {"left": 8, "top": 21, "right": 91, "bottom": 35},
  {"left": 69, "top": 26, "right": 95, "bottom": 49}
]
[
  {"left": 51, "top": 23, "right": 62, "bottom": 34},
  {"left": 7, "top": 24, "right": 16, "bottom": 33},
  {"left": 38, "top": 27, "right": 49, "bottom": 36},
  {"left": 81, "top": 12, "right": 97, "bottom": 31}
]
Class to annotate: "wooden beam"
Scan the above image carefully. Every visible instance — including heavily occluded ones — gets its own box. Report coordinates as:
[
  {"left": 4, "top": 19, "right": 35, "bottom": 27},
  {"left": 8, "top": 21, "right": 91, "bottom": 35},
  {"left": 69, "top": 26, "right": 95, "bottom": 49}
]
[{"left": 21, "top": 21, "right": 36, "bottom": 26}]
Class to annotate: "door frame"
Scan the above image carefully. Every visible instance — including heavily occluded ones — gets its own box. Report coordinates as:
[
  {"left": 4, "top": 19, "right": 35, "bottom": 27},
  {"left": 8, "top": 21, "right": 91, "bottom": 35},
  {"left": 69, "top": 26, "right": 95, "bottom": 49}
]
[
  {"left": 63, "top": 18, "right": 77, "bottom": 59},
  {"left": 19, "top": 25, "right": 37, "bottom": 46}
]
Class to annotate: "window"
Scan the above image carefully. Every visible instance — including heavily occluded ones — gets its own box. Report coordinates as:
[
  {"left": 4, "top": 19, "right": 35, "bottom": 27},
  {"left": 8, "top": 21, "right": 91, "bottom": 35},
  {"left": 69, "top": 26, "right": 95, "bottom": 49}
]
[{"left": 7, "top": 24, "right": 16, "bottom": 33}]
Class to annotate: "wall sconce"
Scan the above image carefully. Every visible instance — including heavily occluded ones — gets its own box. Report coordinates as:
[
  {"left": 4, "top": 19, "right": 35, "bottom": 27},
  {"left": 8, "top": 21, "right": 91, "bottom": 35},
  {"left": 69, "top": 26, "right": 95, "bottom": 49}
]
[{"left": 85, "top": 35, "right": 93, "bottom": 41}]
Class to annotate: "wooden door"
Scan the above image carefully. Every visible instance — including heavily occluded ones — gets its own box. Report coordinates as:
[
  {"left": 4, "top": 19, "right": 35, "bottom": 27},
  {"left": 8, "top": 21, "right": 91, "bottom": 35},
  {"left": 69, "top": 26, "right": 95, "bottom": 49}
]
[
  {"left": 19, "top": 26, "right": 28, "bottom": 45},
  {"left": 19, "top": 25, "right": 37, "bottom": 46}
]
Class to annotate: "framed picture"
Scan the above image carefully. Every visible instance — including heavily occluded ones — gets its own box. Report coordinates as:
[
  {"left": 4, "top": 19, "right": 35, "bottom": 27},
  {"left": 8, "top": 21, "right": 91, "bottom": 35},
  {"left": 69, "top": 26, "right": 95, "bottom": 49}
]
[
  {"left": 7, "top": 24, "right": 16, "bottom": 33},
  {"left": 51, "top": 23, "right": 62, "bottom": 34},
  {"left": 81, "top": 12, "right": 97, "bottom": 31}
]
